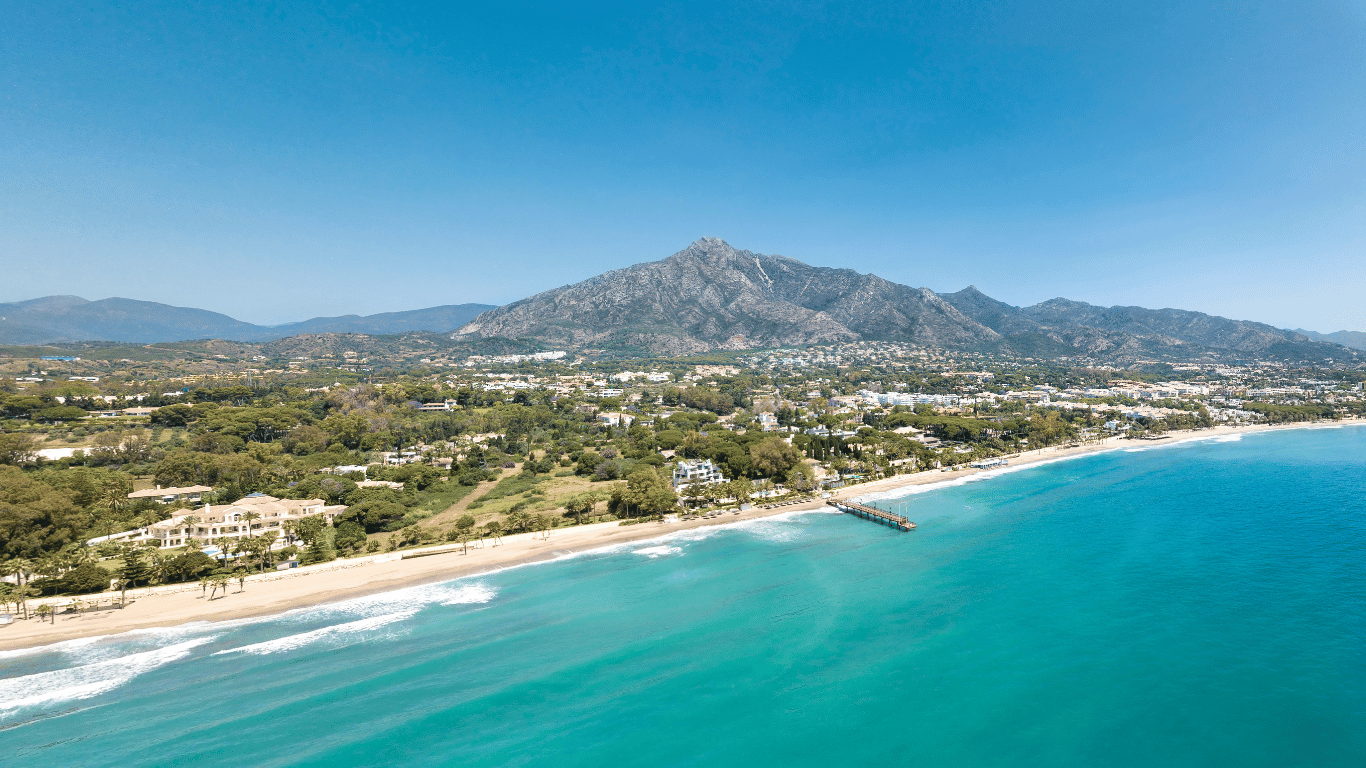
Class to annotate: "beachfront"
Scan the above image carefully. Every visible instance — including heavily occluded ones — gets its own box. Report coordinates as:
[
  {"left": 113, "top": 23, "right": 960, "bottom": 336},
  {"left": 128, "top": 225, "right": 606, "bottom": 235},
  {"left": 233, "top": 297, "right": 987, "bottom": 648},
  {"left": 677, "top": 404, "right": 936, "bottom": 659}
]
[{"left": 3, "top": 420, "right": 1356, "bottom": 652}]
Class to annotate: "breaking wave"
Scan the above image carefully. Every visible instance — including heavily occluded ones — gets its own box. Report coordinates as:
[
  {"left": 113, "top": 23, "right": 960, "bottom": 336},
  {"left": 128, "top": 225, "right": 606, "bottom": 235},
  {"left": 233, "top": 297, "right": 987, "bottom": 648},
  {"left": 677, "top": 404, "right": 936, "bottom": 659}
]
[
  {"left": 0, "top": 637, "right": 214, "bottom": 716},
  {"left": 214, "top": 611, "right": 418, "bottom": 656},
  {"left": 633, "top": 546, "right": 683, "bottom": 558}
]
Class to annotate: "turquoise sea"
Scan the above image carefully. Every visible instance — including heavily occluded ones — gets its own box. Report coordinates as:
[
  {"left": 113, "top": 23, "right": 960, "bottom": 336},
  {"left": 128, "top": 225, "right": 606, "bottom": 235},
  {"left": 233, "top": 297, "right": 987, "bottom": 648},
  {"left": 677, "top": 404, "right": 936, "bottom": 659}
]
[{"left": 3, "top": 425, "right": 1364, "bottom": 766}]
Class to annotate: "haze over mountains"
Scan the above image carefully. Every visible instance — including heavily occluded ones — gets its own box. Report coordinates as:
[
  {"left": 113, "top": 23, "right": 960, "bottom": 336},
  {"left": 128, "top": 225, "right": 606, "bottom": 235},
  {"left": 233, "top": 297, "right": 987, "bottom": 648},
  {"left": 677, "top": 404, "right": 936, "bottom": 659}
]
[
  {"left": 0, "top": 296, "right": 495, "bottom": 345},
  {"left": 456, "top": 238, "right": 1358, "bottom": 362},
  {"left": 5, "top": 238, "right": 1360, "bottom": 363},
  {"left": 1292, "top": 328, "right": 1366, "bottom": 352}
]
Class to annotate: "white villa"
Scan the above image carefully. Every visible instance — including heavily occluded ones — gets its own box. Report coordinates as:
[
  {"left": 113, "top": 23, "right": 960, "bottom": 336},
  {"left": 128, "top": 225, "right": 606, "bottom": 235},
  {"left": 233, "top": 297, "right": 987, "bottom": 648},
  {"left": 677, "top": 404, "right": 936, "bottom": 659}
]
[
  {"left": 88, "top": 494, "right": 342, "bottom": 550},
  {"left": 672, "top": 459, "right": 726, "bottom": 488},
  {"left": 597, "top": 412, "right": 634, "bottom": 428}
]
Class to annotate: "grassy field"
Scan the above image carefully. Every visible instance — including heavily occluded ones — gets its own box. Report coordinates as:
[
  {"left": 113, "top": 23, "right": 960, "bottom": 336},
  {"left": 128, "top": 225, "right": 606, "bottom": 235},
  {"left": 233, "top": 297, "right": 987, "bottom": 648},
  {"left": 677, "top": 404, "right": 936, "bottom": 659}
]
[{"left": 410, "top": 479, "right": 479, "bottom": 516}]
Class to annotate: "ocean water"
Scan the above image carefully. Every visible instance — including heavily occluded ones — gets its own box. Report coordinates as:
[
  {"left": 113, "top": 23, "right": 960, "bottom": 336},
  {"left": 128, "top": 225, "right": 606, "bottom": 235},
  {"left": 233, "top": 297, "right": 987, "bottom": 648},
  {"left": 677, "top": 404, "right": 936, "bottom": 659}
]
[{"left": 3, "top": 426, "right": 1364, "bottom": 766}]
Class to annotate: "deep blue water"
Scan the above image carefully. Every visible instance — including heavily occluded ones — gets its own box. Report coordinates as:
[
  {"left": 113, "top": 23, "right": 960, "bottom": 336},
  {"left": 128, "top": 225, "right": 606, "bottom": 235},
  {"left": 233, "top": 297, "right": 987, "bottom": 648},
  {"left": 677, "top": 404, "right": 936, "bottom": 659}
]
[{"left": 3, "top": 426, "right": 1364, "bottom": 766}]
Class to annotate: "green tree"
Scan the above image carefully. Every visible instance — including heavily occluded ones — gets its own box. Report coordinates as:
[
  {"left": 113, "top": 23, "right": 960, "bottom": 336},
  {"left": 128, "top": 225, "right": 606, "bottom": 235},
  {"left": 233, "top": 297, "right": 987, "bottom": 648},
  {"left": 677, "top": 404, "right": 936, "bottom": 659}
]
[
  {"left": 321, "top": 412, "right": 370, "bottom": 449},
  {"left": 213, "top": 536, "right": 236, "bottom": 567},
  {"left": 483, "top": 520, "right": 503, "bottom": 545},
  {"left": 749, "top": 436, "right": 803, "bottom": 478},
  {"left": 454, "top": 514, "right": 476, "bottom": 538},
  {"left": 0, "top": 432, "right": 38, "bottom": 466},
  {"left": 119, "top": 549, "right": 153, "bottom": 589},
  {"left": 785, "top": 463, "right": 817, "bottom": 493},
  {"left": 728, "top": 478, "right": 754, "bottom": 505},
  {"left": 505, "top": 510, "right": 530, "bottom": 534},
  {"left": 292, "top": 515, "right": 327, "bottom": 546},
  {"left": 334, "top": 520, "right": 367, "bottom": 552}
]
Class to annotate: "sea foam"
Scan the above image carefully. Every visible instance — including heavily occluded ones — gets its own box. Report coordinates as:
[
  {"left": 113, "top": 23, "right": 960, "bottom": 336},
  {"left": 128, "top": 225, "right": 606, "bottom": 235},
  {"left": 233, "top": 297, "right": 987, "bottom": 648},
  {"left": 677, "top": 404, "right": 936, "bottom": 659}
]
[
  {"left": 213, "top": 611, "right": 418, "bottom": 656},
  {"left": 633, "top": 545, "right": 683, "bottom": 558},
  {"left": 0, "top": 637, "right": 214, "bottom": 715}
]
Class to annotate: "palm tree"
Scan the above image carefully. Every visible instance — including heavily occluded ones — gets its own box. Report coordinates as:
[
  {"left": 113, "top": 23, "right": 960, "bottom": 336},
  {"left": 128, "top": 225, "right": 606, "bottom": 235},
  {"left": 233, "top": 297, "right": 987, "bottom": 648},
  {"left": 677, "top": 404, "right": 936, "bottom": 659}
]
[
  {"left": 68, "top": 545, "right": 98, "bottom": 568},
  {"left": 213, "top": 537, "right": 235, "bottom": 567},
  {"left": 533, "top": 514, "right": 551, "bottom": 540},
  {"left": 15, "top": 585, "right": 34, "bottom": 621},
  {"left": 484, "top": 521, "right": 503, "bottom": 546},
  {"left": 2, "top": 559, "right": 30, "bottom": 619},
  {"left": 258, "top": 531, "right": 280, "bottom": 572},
  {"left": 586, "top": 491, "right": 606, "bottom": 523},
  {"left": 566, "top": 494, "right": 589, "bottom": 526},
  {"left": 149, "top": 548, "right": 169, "bottom": 585},
  {"left": 207, "top": 574, "right": 230, "bottom": 600},
  {"left": 505, "top": 511, "right": 529, "bottom": 534},
  {"left": 241, "top": 512, "right": 261, "bottom": 535},
  {"left": 100, "top": 476, "right": 133, "bottom": 513},
  {"left": 34, "top": 556, "right": 61, "bottom": 587},
  {"left": 701, "top": 482, "right": 722, "bottom": 508},
  {"left": 35, "top": 603, "right": 54, "bottom": 624}
]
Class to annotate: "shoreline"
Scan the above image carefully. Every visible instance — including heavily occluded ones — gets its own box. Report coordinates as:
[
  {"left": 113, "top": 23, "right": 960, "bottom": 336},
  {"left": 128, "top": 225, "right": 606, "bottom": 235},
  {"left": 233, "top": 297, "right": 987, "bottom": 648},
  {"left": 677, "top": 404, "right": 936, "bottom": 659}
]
[{"left": 3, "top": 418, "right": 1359, "bottom": 653}]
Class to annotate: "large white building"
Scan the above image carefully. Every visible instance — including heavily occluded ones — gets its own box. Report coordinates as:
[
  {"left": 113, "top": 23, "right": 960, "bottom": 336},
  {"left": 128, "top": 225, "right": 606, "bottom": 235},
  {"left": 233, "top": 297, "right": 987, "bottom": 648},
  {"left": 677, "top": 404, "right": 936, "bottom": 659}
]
[
  {"left": 88, "top": 494, "right": 342, "bottom": 550},
  {"left": 672, "top": 459, "right": 726, "bottom": 488}
]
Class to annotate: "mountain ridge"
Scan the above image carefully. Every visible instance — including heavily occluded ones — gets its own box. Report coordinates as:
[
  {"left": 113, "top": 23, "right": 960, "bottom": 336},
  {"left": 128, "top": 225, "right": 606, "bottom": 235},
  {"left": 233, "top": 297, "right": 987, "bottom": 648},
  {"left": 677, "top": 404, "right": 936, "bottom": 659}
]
[
  {"left": 5, "top": 239, "right": 1358, "bottom": 363},
  {"left": 457, "top": 238, "right": 1357, "bottom": 363},
  {"left": 1292, "top": 328, "right": 1366, "bottom": 352},
  {"left": 0, "top": 297, "right": 497, "bottom": 344}
]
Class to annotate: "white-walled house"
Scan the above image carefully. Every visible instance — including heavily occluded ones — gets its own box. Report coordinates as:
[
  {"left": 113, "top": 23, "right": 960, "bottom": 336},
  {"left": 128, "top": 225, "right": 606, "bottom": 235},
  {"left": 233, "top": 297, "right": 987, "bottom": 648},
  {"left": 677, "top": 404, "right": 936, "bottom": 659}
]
[
  {"left": 87, "top": 494, "right": 341, "bottom": 550},
  {"left": 672, "top": 459, "right": 726, "bottom": 488}
]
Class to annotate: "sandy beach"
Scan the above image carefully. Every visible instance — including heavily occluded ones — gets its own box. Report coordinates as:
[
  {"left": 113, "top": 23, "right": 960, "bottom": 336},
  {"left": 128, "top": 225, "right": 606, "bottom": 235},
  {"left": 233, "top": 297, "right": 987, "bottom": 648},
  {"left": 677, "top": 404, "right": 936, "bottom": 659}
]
[{"left": 3, "top": 419, "right": 1356, "bottom": 652}]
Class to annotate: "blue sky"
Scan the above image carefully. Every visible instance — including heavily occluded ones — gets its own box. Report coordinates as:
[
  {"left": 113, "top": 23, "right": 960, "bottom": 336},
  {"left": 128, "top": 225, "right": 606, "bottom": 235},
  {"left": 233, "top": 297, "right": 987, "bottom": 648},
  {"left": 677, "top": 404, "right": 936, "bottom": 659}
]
[{"left": 3, "top": 1, "right": 1364, "bottom": 331}]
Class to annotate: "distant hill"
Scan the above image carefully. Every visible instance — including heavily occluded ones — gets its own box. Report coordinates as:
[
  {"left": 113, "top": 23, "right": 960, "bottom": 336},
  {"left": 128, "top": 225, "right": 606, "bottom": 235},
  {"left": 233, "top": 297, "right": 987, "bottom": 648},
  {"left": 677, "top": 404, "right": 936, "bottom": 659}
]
[
  {"left": 261, "top": 305, "right": 498, "bottom": 339},
  {"left": 1292, "top": 328, "right": 1366, "bottom": 352},
  {"left": 941, "top": 288, "right": 1346, "bottom": 362},
  {"left": 0, "top": 296, "right": 496, "bottom": 344},
  {"left": 457, "top": 238, "right": 1358, "bottom": 363}
]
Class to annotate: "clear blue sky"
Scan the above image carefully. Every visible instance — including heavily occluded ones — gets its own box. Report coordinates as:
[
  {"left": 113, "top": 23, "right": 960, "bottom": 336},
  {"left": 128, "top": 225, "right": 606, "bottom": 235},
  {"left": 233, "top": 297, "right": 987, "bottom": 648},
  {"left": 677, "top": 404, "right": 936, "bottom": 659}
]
[{"left": 3, "top": 1, "right": 1364, "bottom": 331}]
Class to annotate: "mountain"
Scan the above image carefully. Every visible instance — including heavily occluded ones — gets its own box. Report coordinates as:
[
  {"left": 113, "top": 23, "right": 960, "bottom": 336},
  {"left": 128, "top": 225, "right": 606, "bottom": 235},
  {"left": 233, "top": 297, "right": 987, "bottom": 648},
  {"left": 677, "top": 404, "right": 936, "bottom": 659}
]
[
  {"left": 457, "top": 238, "right": 1358, "bottom": 362},
  {"left": 259, "top": 305, "right": 498, "bottom": 339},
  {"left": 0, "top": 297, "right": 496, "bottom": 344},
  {"left": 6, "top": 240, "right": 1354, "bottom": 364},
  {"left": 1293, "top": 328, "right": 1366, "bottom": 352},
  {"left": 455, "top": 237, "right": 999, "bottom": 355},
  {"left": 941, "top": 288, "right": 1345, "bottom": 361}
]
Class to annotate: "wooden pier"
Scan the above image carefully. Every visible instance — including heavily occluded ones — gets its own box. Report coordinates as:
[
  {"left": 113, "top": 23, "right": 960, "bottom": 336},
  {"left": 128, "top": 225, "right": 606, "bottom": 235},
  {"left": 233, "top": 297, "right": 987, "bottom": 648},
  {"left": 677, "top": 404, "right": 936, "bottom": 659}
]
[{"left": 827, "top": 500, "right": 915, "bottom": 531}]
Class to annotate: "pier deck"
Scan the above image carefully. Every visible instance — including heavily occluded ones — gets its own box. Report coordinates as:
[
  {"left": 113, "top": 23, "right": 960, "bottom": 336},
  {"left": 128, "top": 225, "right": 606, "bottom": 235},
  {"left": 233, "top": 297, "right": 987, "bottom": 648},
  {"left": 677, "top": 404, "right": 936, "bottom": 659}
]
[{"left": 827, "top": 500, "right": 915, "bottom": 531}]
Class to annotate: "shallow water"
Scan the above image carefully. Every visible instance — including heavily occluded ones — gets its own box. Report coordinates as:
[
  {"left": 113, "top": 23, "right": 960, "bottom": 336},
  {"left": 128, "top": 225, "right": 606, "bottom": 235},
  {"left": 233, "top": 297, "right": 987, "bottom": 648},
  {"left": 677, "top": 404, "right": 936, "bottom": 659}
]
[{"left": 3, "top": 426, "right": 1364, "bottom": 766}]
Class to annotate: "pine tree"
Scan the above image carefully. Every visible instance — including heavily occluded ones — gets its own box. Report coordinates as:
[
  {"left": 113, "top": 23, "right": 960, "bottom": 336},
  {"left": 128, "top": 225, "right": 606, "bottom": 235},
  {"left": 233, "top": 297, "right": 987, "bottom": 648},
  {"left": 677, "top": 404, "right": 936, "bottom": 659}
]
[{"left": 119, "top": 549, "right": 153, "bottom": 588}]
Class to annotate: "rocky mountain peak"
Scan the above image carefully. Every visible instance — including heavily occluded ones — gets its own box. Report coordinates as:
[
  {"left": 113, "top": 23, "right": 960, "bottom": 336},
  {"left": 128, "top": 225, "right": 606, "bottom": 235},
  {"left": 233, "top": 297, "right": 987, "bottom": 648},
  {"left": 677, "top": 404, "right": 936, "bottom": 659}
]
[
  {"left": 666, "top": 237, "right": 748, "bottom": 265},
  {"left": 454, "top": 238, "right": 1357, "bottom": 362}
]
